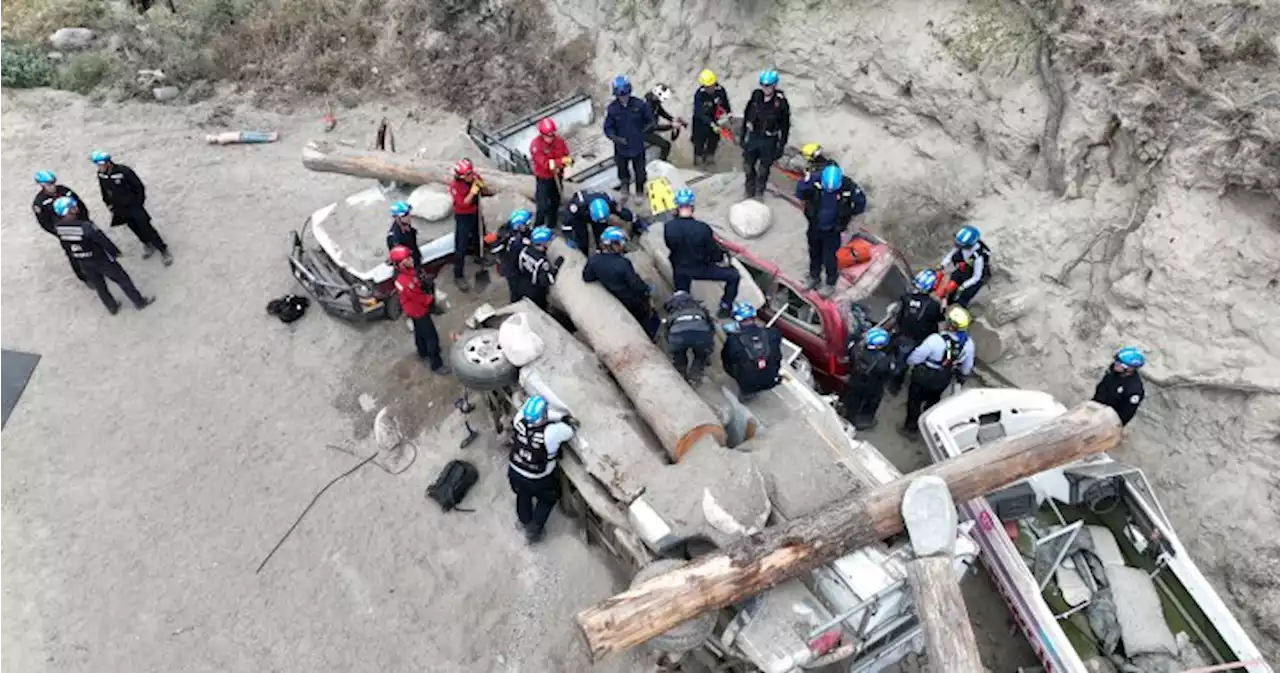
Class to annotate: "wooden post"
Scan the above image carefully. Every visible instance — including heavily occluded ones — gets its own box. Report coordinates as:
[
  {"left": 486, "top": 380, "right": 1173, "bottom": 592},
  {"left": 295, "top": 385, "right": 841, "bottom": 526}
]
[
  {"left": 902, "top": 476, "right": 985, "bottom": 673},
  {"left": 301, "top": 140, "right": 537, "bottom": 201},
  {"left": 573, "top": 402, "right": 1122, "bottom": 660}
]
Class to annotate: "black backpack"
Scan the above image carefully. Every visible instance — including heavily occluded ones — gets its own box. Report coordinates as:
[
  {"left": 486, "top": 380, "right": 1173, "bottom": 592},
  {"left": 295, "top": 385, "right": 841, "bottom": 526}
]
[
  {"left": 426, "top": 459, "right": 479, "bottom": 512},
  {"left": 266, "top": 294, "right": 310, "bottom": 324}
]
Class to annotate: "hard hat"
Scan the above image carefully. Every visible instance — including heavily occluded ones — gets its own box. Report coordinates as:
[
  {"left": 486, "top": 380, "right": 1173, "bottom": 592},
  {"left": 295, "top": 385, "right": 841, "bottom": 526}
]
[
  {"left": 388, "top": 245, "right": 413, "bottom": 264},
  {"left": 454, "top": 158, "right": 474, "bottom": 176},
  {"left": 698, "top": 69, "right": 717, "bottom": 87},
  {"left": 864, "top": 327, "right": 891, "bottom": 349},
  {"left": 588, "top": 197, "right": 611, "bottom": 223},
  {"left": 389, "top": 201, "right": 412, "bottom": 217},
  {"left": 820, "top": 164, "right": 843, "bottom": 192},
  {"left": 34, "top": 170, "right": 57, "bottom": 184},
  {"left": 1114, "top": 347, "right": 1145, "bottom": 368},
  {"left": 89, "top": 150, "right": 111, "bottom": 164},
  {"left": 520, "top": 396, "right": 548, "bottom": 423},
  {"left": 508, "top": 209, "right": 533, "bottom": 229},
  {"left": 913, "top": 269, "right": 939, "bottom": 292},
  {"left": 731, "top": 302, "right": 757, "bottom": 322},
  {"left": 947, "top": 306, "right": 972, "bottom": 331},
  {"left": 536, "top": 118, "right": 557, "bottom": 135},
  {"left": 651, "top": 83, "right": 673, "bottom": 103},
  {"left": 759, "top": 69, "right": 779, "bottom": 86},
  {"left": 674, "top": 187, "right": 695, "bottom": 208},
  {"left": 955, "top": 225, "right": 980, "bottom": 248},
  {"left": 600, "top": 226, "right": 627, "bottom": 245},
  {"left": 52, "top": 196, "right": 77, "bottom": 217},
  {"left": 611, "top": 75, "right": 632, "bottom": 96},
  {"left": 529, "top": 227, "right": 553, "bottom": 245},
  {"left": 801, "top": 143, "right": 823, "bottom": 161}
]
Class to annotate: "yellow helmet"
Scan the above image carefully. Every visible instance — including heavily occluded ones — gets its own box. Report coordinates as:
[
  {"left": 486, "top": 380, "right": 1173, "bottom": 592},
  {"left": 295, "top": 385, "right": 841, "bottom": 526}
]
[
  {"left": 698, "top": 69, "right": 717, "bottom": 87},
  {"left": 947, "top": 306, "right": 972, "bottom": 331},
  {"left": 801, "top": 143, "right": 823, "bottom": 161}
]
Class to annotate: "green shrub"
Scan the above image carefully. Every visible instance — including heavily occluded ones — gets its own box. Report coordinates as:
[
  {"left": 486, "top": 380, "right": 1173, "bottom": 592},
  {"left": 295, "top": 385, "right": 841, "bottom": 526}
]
[
  {"left": 1, "top": 42, "right": 54, "bottom": 88},
  {"left": 1, "top": 0, "right": 110, "bottom": 43},
  {"left": 54, "top": 51, "right": 114, "bottom": 93}
]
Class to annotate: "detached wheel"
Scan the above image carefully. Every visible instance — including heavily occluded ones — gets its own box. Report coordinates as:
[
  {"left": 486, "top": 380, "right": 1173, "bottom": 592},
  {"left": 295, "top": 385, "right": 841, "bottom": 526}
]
[
  {"left": 631, "top": 559, "right": 718, "bottom": 654},
  {"left": 451, "top": 328, "right": 518, "bottom": 391}
]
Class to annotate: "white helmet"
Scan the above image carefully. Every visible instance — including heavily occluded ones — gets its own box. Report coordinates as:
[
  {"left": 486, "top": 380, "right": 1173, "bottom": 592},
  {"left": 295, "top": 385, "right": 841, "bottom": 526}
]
[{"left": 651, "top": 83, "right": 673, "bottom": 103}]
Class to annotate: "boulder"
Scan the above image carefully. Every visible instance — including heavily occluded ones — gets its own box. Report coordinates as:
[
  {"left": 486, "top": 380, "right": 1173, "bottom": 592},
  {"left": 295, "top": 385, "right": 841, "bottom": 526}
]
[
  {"left": 406, "top": 184, "right": 452, "bottom": 221},
  {"left": 728, "top": 199, "right": 772, "bottom": 238},
  {"left": 152, "top": 86, "right": 181, "bottom": 102},
  {"left": 49, "top": 27, "right": 95, "bottom": 51}
]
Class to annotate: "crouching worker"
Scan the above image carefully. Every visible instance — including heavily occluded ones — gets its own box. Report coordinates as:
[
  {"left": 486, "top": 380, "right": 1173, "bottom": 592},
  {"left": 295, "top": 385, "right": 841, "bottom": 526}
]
[
  {"left": 494, "top": 208, "right": 534, "bottom": 303},
  {"left": 842, "top": 327, "right": 899, "bottom": 430},
  {"left": 721, "top": 302, "right": 782, "bottom": 401},
  {"left": 663, "top": 290, "right": 715, "bottom": 386},
  {"left": 508, "top": 395, "right": 576, "bottom": 544},
  {"left": 583, "top": 226, "right": 660, "bottom": 340},
  {"left": 391, "top": 245, "right": 450, "bottom": 375}
]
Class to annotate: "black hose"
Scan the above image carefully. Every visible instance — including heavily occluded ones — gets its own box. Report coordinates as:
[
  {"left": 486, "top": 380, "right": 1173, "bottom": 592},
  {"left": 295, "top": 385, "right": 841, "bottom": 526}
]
[{"left": 255, "top": 452, "right": 378, "bottom": 574}]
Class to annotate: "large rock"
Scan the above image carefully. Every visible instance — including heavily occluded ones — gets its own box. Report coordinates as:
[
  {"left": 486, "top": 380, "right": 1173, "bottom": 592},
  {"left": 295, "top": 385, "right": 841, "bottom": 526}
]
[
  {"left": 49, "top": 28, "right": 95, "bottom": 51},
  {"left": 406, "top": 184, "right": 452, "bottom": 221},
  {"left": 728, "top": 199, "right": 772, "bottom": 238}
]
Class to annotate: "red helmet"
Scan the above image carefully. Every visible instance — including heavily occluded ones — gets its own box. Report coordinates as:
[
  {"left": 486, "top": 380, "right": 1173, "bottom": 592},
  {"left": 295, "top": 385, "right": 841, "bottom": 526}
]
[
  {"left": 389, "top": 245, "right": 413, "bottom": 264},
  {"left": 454, "top": 159, "right": 474, "bottom": 177},
  {"left": 537, "top": 118, "right": 557, "bottom": 135}
]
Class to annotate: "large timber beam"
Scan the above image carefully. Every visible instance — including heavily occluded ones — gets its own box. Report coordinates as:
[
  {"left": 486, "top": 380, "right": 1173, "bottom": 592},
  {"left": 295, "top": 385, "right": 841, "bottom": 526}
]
[{"left": 301, "top": 140, "right": 537, "bottom": 201}]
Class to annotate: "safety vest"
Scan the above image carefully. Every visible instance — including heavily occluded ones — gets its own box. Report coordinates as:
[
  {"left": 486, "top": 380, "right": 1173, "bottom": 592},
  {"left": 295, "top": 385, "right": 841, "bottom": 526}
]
[
  {"left": 56, "top": 222, "right": 98, "bottom": 261},
  {"left": 509, "top": 417, "right": 552, "bottom": 478},
  {"left": 949, "top": 242, "right": 992, "bottom": 284},
  {"left": 934, "top": 333, "right": 968, "bottom": 371}
]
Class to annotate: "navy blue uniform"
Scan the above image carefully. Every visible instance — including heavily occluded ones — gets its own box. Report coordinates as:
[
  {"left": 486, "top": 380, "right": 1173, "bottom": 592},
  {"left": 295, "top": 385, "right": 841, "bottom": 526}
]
[
  {"left": 663, "top": 293, "right": 715, "bottom": 384},
  {"left": 691, "top": 84, "right": 731, "bottom": 163},
  {"left": 387, "top": 220, "right": 422, "bottom": 269},
  {"left": 97, "top": 163, "right": 168, "bottom": 253},
  {"left": 721, "top": 323, "right": 783, "bottom": 398},
  {"left": 492, "top": 222, "right": 529, "bottom": 303},
  {"left": 34, "top": 185, "right": 90, "bottom": 281},
  {"left": 888, "top": 292, "right": 945, "bottom": 394},
  {"left": 739, "top": 89, "right": 791, "bottom": 197},
  {"left": 603, "top": 95, "right": 655, "bottom": 194},
  {"left": 583, "top": 251, "right": 659, "bottom": 339},
  {"left": 843, "top": 343, "right": 900, "bottom": 429},
  {"left": 56, "top": 217, "right": 149, "bottom": 312},
  {"left": 795, "top": 174, "right": 867, "bottom": 289},
  {"left": 1092, "top": 368, "right": 1145, "bottom": 426},
  {"left": 562, "top": 191, "right": 638, "bottom": 255},
  {"left": 663, "top": 215, "right": 739, "bottom": 312}
]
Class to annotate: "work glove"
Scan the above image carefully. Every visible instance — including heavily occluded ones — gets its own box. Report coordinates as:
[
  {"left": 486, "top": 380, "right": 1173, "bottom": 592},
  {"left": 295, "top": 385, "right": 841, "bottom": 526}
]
[
  {"left": 548, "top": 159, "right": 558, "bottom": 171},
  {"left": 562, "top": 156, "right": 574, "bottom": 167},
  {"left": 562, "top": 414, "right": 581, "bottom": 429},
  {"left": 552, "top": 256, "right": 566, "bottom": 273},
  {"left": 468, "top": 182, "right": 481, "bottom": 197},
  {"left": 631, "top": 217, "right": 650, "bottom": 237}
]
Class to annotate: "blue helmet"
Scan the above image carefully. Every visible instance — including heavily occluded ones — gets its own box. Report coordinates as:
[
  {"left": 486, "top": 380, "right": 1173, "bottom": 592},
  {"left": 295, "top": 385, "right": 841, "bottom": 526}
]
[
  {"left": 588, "top": 197, "right": 611, "bottom": 223},
  {"left": 913, "top": 268, "right": 939, "bottom": 292},
  {"left": 509, "top": 208, "right": 533, "bottom": 229},
  {"left": 731, "top": 302, "right": 757, "bottom": 322},
  {"left": 52, "top": 196, "right": 77, "bottom": 217},
  {"left": 611, "top": 75, "right": 632, "bottom": 96},
  {"left": 520, "top": 396, "right": 548, "bottom": 423},
  {"left": 955, "top": 225, "right": 980, "bottom": 248},
  {"left": 820, "top": 164, "right": 843, "bottom": 191},
  {"left": 529, "top": 226, "right": 553, "bottom": 245},
  {"left": 90, "top": 150, "right": 111, "bottom": 164},
  {"left": 34, "top": 170, "right": 56, "bottom": 184},
  {"left": 674, "top": 187, "right": 695, "bottom": 208},
  {"left": 759, "top": 69, "right": 779, "bottom": 86},
  {"left": 864, "top": 327, "right": 891, "bottom": 349},
  {"left": 389, "top": 200, "right": 412, "bottom": 217},
  {"left": 600, "top": 226, "right": 627, "bottom": 245},
  {"left": 1114, "top": 347, "right": 1145, "bottom": 369}
]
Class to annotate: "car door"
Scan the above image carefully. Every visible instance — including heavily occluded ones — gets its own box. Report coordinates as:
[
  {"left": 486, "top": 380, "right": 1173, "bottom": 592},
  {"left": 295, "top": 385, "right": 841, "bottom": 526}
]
[{"left": 763, "top": 280, "right": 830, "bottom": 377}]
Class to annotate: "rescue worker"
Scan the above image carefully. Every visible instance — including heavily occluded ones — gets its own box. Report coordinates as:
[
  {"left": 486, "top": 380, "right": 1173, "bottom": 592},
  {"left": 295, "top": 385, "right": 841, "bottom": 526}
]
[
  {"left": 529, "top": 118, "right": 572, "bottom": 230},
  {"left": 386, "top": 201, "right": 422, "bottom": 270},
  {"left": 508, "top": 395, "right": 576, "bottom": 544},
  {"left": 691, "top": 69, "right": 731, "bottom": 166},
  {"left": 448, "top": 158, "right": 493, "bottom": 291},
  {"left": 517, "top": 226, "right": 563, "bottom": 311},
  {"left": 390, "top": 245, "right": 450, "bottom": 375},
  {"left": 1092, "top": 347, "right": 1146, "bottom": 426},
  {"left": 92, "top": 151, "right": 172, "bottom": 266},
  {"left": 32, "top": 170, "right": 90, "bottom": 282},
  {"left": 602, "top": 75, "right": 655, "bottom": 198},
  {"left": 901, "top": 306, "right": 975, "bottom": 437},
  {"left": 795, "top": 164, "right": 867, "bottom": 297},
  {"left": 494, "top": 208, "right": 534, "bottom": 303},
  {"left": 842, "top": 327, "right": 899, "bottom": 430},
  {"left": 937, "top": 225, "right": 991, "bottom": 308},
  {"left": 720, "top": 302, "right": 783, "bottom": 401},
  {"left": 52, "top": 196, "right": 154, "bottom": 315},
  {"left": 643, "top": 84, "right": 687, "bottom": 162},
  {"left": 662, "top": 188, "right": 739, "bottom": 318},
  {"left": 582, "top": 226, "right": 660, "bottom": 340},
  {"left": 800, "top": 143, "right": 837, "bottom": 181},
  {"left": 662, "top": 290, "right": 716, "bottom": 386},
  {"left": 886, "top": 269, "right": 946, "bottom": 396},
  {"left": 739, "top": 69, "right": 791, "bottom": 198},
  {"left": 562, "top": 190, "right": 646, "bottom": 255}
]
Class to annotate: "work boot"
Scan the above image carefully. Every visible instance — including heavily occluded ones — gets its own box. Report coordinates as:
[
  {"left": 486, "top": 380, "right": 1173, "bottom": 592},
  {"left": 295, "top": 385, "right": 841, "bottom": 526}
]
[
  {"left": 106, "top": 302, "right": 121, "bottom": 316},
  {"left": 853, "top": 414, "right": 878, "bottom": 431},
  {"left": 818, "top": 283, "right": 836, "bottom": 299},
  {"left": 142, "top": 244, "right": 156, "bottom": 259},
  {"left": 525, "top": 525, "right": 545, "bottom": 545},
  {"left": 716, "top": 304, "right": 732, "bottom": 319},
  {"left": 897, "top": 424, "right": 920, "bottom": 439},
  {"left": 744, "top": 183, "right": 757, "bottom": 200},
  {"left": 161, "top": 250, "right": 174, "bottom": 267},
  {"left": 802, "top": 276, "right": 820, "bottom": 292},
  {"left": 134, "top": 296, "right": 155, "bottom": 310},
  {"left": 455, "top": 275, "right": 471, "bottom": 292},
  {"left": 431, "top": 363, "right": 453, "bottom": 376}
]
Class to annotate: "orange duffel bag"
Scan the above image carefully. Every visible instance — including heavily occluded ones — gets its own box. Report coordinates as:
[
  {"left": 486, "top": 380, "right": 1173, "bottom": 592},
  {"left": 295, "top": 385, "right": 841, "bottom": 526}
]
[{"left": 836, "top": 238, "right": 875, "bottom": 269}]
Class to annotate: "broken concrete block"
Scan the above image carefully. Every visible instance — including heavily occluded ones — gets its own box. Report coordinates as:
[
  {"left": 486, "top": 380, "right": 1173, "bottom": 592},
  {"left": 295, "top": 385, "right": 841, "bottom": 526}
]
[
  {"left": 902, "top": 475, "right": 957, "bottom": 558},
  {"left": 49, "top": 27, "right": 95, "bottom": 51},
  {"left": 152, "top": 86, "right": 181, "bottom": 102},
  {"left": 729, "top": 199, "right": 772, "bottom": 238},
  {"left": 406, "top": 184, "right": 452, "bottom": 221}
]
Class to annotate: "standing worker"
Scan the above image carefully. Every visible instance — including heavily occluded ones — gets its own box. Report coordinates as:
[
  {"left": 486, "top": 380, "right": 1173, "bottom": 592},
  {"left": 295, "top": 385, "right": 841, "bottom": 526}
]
[
  {"left": 583, "top": 226, "right": 660, "bottom": 340},
  {"left": 795, "top": 164, "right": 867, "bottom": 297},
  {"left": 663, "top": 188, "right": 739, "bottom": 318},
  {"left": 508, "top": 395, "right": 576, "bottom": 544},
  {"left": 690, "top": 69, "right": 731, "bottom": 166},
  {"left": 643, "top": 84, "right": 687, "bottom": 162},
  {"left": 602, "top": 75, "right": 655, "bottom": 199},
  {"left": 92, "top": 151, "right": 173, "bottom": 266},
  {"left": 390, "top": 245, "right": 450, "bottom": 375},
  {"left": 885, "top": 269, "right": 946, "bottom": 396},
  {"left": 386, "top": 201, "right": 422, "bottom": 270},
  {"left": 529, "top": 118, "right": 573, "bottom": 230},
  {"left": 32, "top": 170, "right": 90, "bottom": 282},
  {"left": 561, "top": 190, "right": 646, "bottom": 255},
  {"left": 52, "top": 196, "right": 154, "bottom": 314},
  {"left": 494, "top": 208, "right": 535, "bottom": 303},
  {"left": 901, "top": 306, "right": 975, "bottom": 437},
  {"left": 937, "top": 225, "right": 991, "bottom": 308},
  {"left": 842, "top": 327, "right": 900, "bottom": 430},
  {"left": 516, "top": 227, "right": 564, "bottom": 312},
  {"left": 662, "top": 290, "right": 716, "bottom": 387},
  {"left": 739, "top": 70, "right": 791, "bottom": 198},
  {"left": 720, "top": 302, "right": 783, "bottom": 401},
  {"left": 1092, "top": 347, "right": 1146, "bottom": 426},
  {"left": 448, "top": 158, "right": 493, "bottom": 292}
]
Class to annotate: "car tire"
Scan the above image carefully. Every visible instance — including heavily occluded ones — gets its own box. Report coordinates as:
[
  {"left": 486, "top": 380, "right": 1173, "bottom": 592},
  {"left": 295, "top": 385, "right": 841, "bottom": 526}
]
[
  {"left": 630, "top": 559, "right": 718, "bottom": 654},
  {"left": 384, "top": 295, "right": 402, "bottom": 321},
  {"left": 451, "top": 328, "right": 518, "bottom": 392}
]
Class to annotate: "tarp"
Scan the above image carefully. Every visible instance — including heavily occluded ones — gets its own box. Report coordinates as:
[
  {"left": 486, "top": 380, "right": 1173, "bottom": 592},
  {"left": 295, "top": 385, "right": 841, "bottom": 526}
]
[{"left": 2, "top": 349, "right": 41, "bottom": 428}]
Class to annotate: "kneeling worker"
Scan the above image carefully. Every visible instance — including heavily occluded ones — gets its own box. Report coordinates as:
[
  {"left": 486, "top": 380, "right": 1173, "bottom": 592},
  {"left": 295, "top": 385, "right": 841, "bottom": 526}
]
[
  {"left": 842, "top": 327, "right": 899, "bottom": 430},
  {"left": 663, "top": 290, "right": 716, "bottom": 386},
  {"left": 1092, "top": 347, "right": 1145, "bottom": 426},
  {"left": 562, "top": 190, "right": 646, "bottom": 255},
  {"left": 663, "top": 188, "right": 739, "bottom": 317},
  {"left": 721, "top": 302, "right": 783, "bottom": 401},
  {"left": 508, "top": 395, "right": 576, "bottom": 544},
  {"left": 583, "top": 226, "right": 660, "bottom": 340},
  {"left": 391, "top": 245, "right": 449, "bottom": 375},
  {"left": 901, "top": 306, "right": 975, "bottom": 437}
]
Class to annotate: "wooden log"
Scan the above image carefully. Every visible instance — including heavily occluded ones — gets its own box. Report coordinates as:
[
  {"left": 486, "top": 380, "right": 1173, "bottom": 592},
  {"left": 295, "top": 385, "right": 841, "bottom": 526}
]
[
  {"left": 547, "top": 238, "right": 727, "bottom": 461},
  {"left": 902, "top": 476, "right": 984, "bottom": 673},
  {"left": 573, "top": 402, "right": 1122, "bottom": 660},
  {"left": 301, "top": 140, "right": 537, "bottom": 201}
]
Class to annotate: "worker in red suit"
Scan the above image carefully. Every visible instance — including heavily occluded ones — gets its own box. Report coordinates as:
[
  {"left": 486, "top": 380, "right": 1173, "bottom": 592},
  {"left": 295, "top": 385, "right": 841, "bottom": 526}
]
[
  {"left": 391, "top": 245, "right": 450, "bottom": 375},
  {"left": 529, "top": 118, "right": 573, "bottom": 231},
  {"left": 448, "top": 158, "right": 493, "bottom": 292}
]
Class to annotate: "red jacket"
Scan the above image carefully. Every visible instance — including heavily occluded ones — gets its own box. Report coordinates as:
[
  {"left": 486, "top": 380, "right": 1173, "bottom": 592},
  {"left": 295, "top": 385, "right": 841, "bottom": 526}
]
[
  {"left": 394, "top": 268, "right": 434, "bottom": 319},
  {"left": 449, "top": 177, "right": 482, "bottom": 215},
  {"left": 530, "top": 134, "right": 570, "bottom": 179}
]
